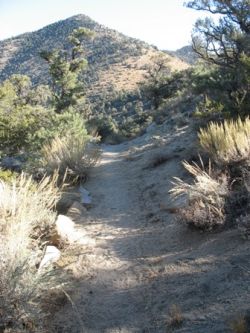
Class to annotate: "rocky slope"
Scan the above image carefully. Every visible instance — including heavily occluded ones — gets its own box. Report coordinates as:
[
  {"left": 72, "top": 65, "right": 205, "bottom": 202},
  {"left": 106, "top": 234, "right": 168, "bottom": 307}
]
[
  {"left": 0, "top": 14, "right": 188, "bottom": 93},
  {"left": 0, "top": 15, "right": 191, "bottom": 137}
]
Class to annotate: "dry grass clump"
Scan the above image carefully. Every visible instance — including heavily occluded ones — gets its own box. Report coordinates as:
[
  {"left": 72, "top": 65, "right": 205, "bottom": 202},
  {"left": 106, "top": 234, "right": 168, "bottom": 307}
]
[
  {"left": 167, "top": 304, "right": 184, "bottom": 328},
  {"left": 170, "top": 160, "right": 228, "bottom": 230},
  {"left": 0, "top": 173, "right": 65, "bottom": 331},
  {"left": 42, "top": 135, "right": 100, "bottom": 184},
  {"left": 230, "top": 316, "right": 248, "bottom": 333},
  {"left": 170, "top": 118, "right": 249, "bottom": 232},
  {"left": 0, "top": 172, "right": 60, "bottom": 239},
  {"left": 198, "top": 117, "right": 250, "bottom": 165}
]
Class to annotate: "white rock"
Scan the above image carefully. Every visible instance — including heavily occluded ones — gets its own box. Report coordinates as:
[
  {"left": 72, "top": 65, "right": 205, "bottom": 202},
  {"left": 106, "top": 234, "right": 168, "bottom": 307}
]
[
  {"left": 39, "top": 245, "right": 61, "bottom": 269},
  {"left": 55, "top": 214, "right": 95, "bottom": 245},
  {"left": 56, "top": 214, "right": 75, "bottom": 242}
]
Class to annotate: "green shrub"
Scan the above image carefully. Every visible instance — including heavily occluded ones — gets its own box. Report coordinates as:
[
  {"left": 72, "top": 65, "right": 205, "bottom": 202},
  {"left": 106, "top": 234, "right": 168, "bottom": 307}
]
[
  {"left": 0, "top": 105, "right": 52, "bottom": 154},
  {"left": 0, "top": 168, "right": 17, "bottom": 182},
  {"left": 194, "top": 95, "right": 224, "bottom": 118},
  {"left": 198, "top": 117, "right": 250, "bottom": 165},
  {"left": 87, "top": 116, "right": 118, "bottom": 141},
  {"left": 0, "top": 73, "right": 90, "bottom": 157},
  {"left": 36, "top": 110, "right": 89, "bottom": 144}
]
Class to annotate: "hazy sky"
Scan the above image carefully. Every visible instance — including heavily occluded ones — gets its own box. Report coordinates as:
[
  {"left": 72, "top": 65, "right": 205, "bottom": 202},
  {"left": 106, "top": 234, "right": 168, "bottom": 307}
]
[{"left": 0, "top": 0, "right": 209, "bottom": 50}]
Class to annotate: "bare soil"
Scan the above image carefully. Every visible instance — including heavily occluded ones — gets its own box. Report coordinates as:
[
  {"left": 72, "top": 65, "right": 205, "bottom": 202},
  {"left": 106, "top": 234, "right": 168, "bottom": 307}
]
[{"left": 53, "top": 123, "right": 250, "bottom": 333}]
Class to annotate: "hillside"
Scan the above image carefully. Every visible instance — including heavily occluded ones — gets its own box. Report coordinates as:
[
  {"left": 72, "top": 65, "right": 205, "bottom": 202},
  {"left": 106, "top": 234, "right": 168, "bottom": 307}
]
[
  {"left": 0, "top": 15, "right": 190, "bottom": 140},
  {"left": 167, "top": 45, "right": 198, "bottom": 65},
  {"left": 0, "top": 14, "right": 188, "bottom": 94}
]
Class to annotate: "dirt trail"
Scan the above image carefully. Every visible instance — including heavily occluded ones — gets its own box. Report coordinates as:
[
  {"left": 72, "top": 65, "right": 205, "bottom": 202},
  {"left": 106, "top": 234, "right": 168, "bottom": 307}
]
[
  {"left": 53, "top": 126, "right": 250, "bottom": 333},
  {"left": 54, "top": 142, "right": 153, "bottom": 332}
]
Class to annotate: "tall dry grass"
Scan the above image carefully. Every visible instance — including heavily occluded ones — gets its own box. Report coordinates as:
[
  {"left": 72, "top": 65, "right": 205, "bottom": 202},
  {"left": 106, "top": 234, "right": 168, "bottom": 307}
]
[
  {"left": 42, "top": 135, "right": 100, "bottom": 184},
  {"left": 170, "top": 160, "right": 229, "bottom": 230},
  {"left": 198, "top": 117, "right": 250, "bottom": 165},
  {"left": 0, "top": 173, "right": 65, "bottom": 331}
]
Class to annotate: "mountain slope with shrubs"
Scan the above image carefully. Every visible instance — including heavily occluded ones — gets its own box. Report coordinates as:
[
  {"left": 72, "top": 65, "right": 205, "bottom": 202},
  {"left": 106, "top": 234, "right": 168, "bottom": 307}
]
[
  {"left": 0, "top": 14, "right": 188, "bottom": 97},
  {"left": 0, "top": 14, "right": 189, "bottom": 142},
  {"left": 0, "top": 0, "right": 249, "bottom": 331}
]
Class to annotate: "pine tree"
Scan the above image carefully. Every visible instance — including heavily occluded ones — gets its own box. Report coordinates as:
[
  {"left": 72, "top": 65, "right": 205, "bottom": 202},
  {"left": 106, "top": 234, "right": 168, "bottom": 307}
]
[
  {"left": 40, "top": 27, "right": 94, "bottom": 114},
  {"left": 186, "top": 0, "right": 250, "bottom": 115}
]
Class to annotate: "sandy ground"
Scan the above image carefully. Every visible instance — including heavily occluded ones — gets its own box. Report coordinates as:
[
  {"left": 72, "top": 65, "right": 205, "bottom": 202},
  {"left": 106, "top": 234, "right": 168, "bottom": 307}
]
[{"left": 52, "top": 123, "right": 250, "bottom": 333}]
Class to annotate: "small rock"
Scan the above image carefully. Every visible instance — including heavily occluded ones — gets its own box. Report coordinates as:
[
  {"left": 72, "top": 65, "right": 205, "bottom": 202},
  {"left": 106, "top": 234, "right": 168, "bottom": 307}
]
[
  {"left": 57, "top": 190, "right": 81, "bottom": 214},
  {"left": 149, "top": 215, "right": 162, "bottom": 223},
  {"left": 56, "top": 214, "right": 75, "bottom": 242},
  {"left": 39, "top": 245, "right": 61, "bottom": 269},
  {"left": 55, "top": 214, "right": 94, "bottom": 245},
  {"left": 68, "top": 201, "right": 87, "bottom": 217},
  {"left": 79, "top": 186, "right": 92, "bottom": 205},
  {"left": 173, "top": 147, "right": 185, "bottom": 153}
]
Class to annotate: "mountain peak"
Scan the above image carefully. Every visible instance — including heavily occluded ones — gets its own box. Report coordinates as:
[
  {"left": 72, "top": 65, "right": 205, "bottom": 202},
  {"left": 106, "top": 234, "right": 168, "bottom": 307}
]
[
  {"left": 61, "top": 13, "right": 97, "bottom": 25},
  {"left": 0, "top": 14, "right": 189, "bottom": 90}
]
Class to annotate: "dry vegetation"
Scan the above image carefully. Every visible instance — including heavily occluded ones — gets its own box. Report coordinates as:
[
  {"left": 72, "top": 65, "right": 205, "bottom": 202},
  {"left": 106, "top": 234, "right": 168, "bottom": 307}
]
[
  {"left": 167, "top": 304, "right": 184, "bottom": 328},
  {"left": 170, "top": 160, "right": 228, "bottom": 230},
  {"left": 230, "top": 316, "right": 248, "bottom": 333},
  {"left": 199, "top": 117, "right": 250, "bottom": 165},
  {"left": 0, "top": 173, "right": 66, "bottom": 331},
  {"left": 42, "top": 135, "right": 100, "bottom": 184},
  {"left": 95, "top": 50, "right": 189, "bottom": 94},
  {"left": 170, "top": 117, "right": 250, "bottom": 231}
]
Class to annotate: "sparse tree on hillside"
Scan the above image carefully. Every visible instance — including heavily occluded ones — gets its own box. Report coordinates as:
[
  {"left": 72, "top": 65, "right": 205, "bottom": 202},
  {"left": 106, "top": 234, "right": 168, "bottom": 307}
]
[
  {"left": 185, "top": 0, "right": 250, "bottom": 115},
  {"left": 142, "top": 55, "right": 171, "bottom": 108},
  {"left": 142, "top": 55, "right": 189, "bottom": 108},
  {"left": 40, "top": 27, "right": 95, "bottom": 114}
]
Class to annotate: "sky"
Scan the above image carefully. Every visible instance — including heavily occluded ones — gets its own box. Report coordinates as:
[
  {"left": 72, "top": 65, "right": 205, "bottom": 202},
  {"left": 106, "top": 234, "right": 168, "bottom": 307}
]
[{"left": 0, "top": 0, "right": 209, "bottom": 50}]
